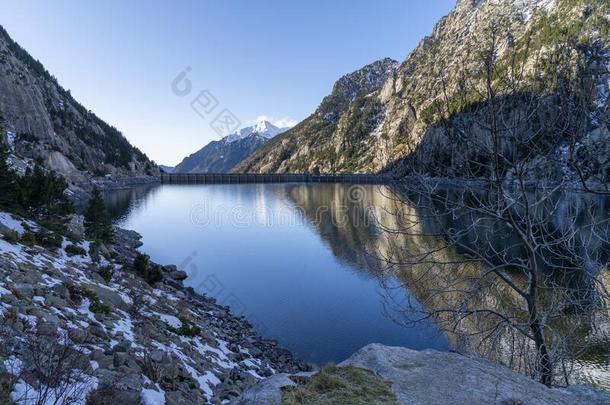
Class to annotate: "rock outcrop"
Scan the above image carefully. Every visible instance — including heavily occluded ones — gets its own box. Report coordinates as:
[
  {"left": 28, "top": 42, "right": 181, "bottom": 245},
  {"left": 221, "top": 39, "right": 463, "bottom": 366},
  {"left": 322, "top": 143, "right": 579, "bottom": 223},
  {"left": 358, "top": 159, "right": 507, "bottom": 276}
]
[{"left": 234, "top": 343, "right": 610, "bottom": 404}]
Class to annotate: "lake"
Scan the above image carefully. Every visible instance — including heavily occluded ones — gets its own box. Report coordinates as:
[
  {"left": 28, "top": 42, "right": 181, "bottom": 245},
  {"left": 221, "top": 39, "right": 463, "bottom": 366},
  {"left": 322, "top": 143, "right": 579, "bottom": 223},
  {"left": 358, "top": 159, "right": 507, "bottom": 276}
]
[
  {"left": 106, "top": 182, "right": 610, "bottom": 388},
  {"left": 105, "top": 183, "right": 449, "bottom": 365}
]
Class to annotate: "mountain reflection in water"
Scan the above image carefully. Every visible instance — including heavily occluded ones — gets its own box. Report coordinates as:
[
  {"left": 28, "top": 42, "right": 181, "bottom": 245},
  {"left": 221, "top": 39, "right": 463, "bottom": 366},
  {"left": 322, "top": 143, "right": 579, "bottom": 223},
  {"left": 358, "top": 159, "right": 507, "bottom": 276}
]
[{"left": 105, "top": 183, "right": 610, "bottom": 388}]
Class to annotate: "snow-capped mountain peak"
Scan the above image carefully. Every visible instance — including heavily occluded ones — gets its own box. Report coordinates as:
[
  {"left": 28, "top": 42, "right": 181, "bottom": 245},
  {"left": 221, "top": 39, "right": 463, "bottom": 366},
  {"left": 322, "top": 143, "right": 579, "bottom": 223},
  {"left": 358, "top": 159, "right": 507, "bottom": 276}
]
[{"left": 224, "top": 118, "right": 290, "bottom": 143}]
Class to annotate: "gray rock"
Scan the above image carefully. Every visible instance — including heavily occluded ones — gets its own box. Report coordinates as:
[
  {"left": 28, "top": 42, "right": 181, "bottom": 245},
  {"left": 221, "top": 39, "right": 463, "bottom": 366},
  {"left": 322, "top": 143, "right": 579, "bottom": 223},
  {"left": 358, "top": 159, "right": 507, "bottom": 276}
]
[
  {"left": 87, "top": 284, "right": 128, "bottom": 311},
  {"left": 91, "top": 351, "right": 114, "bottom": 369},
  {"left": 169, "top": 270, "right": 188, "bottom": 281},
  {"left": 68, "top": 327, "right": 88, "bottom": 343},
  {"left": 111, "top": 340, "right": 131, "bottom": 353},
  {"left": 163, "top": 264, "right": 178, "bottom": 272},
  {"left": 231, "top": 374, "right": 295, "bottom": 405},
  {"left": 36, "top": 321, "right": 58, "bottom": 337},
  {"left": 339, "top": 343, "right": 610, "bottom": 405},
  {"left": 149, "top": 349, "right": 165, "bottom": 363},
  {"left": 66, "top": 215, "right": 85, "bottom": 239},
  {"left": 88, "top": 322, "right": 108, "bottom": 339},
  {"left": 113, "top": 352, "right": 130, "bottom": 368},
  {"left": 45, "top": 295, "right": 67, "bottom": 309}
]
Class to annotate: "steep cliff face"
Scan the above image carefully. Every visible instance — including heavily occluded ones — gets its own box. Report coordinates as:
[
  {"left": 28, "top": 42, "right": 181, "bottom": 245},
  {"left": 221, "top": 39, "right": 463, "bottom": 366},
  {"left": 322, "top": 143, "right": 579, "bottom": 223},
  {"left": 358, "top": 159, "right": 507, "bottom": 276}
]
[
  {"left": 235, "top": 58, "right": 398, "bottom": 173},
  {"left": 237, "top": 0, "right": 609, "bottom": 179},
  {"left": 0, "top": 25, "right": 157, "bottom": 183}
]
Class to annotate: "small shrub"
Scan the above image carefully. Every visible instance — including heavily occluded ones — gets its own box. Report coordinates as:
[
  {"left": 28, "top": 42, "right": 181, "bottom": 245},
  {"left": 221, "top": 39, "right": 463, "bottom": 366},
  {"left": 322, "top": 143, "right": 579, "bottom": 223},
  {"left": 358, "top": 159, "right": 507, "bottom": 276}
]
[
  {"left": 66, "top": 284, "right": 110, "bottom": 314},
  {"left": 146, "top": 266, "right": 164, "bottom": 285},
  {"left": 311, "top": 365, "right": 341, "bottom": 392},
  {"left": 1, "top": 229, "right": 19, "bottom": 244},
  {"left": 98, "top": 265, "right": 114, "bottom": 283},
  {"left": 89, "top": 298, "right": 111, "bottom": 315},
  {"left": 168, "top": 315, "right": 201, "bottom": 337},
  {"left": 140, "top": 355, "right": 166, "bottom": 383},
  {"left": 86, "top": 380, "right": 136, "bottom": 404},
  {"left": 0, "top": 372, "right": 13, "bottom": 404},
  {"left": 66, "top": 282, "right": 83, "bottom": 305},
  {"left": 36, "top": 230, "right": 63, "bottom": 251},
  {"left": 84, "top": 187, "right": 113, "bottom": 243},
  {"left": 65, "top": 243, "right": 86, "bottom": 257},
  {"left": 20, "top": 231, "right": 37, "bottom": 245},
  {"left": 133, "top": 254, "right": 150, "bottom": 276},
  {"left": 133, "top": 254, "right": 164, "bottom": 285}
]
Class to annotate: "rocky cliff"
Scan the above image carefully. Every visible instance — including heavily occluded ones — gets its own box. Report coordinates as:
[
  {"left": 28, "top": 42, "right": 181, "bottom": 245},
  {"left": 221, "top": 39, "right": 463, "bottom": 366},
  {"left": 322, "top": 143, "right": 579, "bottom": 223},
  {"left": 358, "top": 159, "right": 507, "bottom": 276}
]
[
  {"left": 236, "top": 0, "right": 610, "bottom": 180},
  {"left": 0, "top": 25, "right": 158, "bottom": 185},
  {"left": 234, "top": 58, "right": 398, "bottom": 173}
]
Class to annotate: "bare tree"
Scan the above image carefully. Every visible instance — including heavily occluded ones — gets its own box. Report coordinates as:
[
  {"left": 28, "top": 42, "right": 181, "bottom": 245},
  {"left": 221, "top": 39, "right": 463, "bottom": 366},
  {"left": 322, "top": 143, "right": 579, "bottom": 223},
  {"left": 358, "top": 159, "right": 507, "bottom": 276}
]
[
  {"left": 0, "top": 322, "right": 96, "bottom": 405},
  {"left": 376, "top": 13, "right": 610, "bottom": 387}
]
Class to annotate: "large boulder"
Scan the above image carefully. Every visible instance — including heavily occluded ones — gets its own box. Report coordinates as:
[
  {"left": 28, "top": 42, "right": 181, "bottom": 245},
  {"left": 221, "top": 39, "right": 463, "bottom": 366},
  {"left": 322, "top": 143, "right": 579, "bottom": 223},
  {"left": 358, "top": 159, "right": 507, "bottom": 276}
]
[
  {"left": 232, "top": 344, "right": 610, "bottom": 405},
  {"left": 340, "top": 344, "right": 610, "bottom": 405},
  {"left": 231, "top": 374, "right": 295, "bottom": 405}
]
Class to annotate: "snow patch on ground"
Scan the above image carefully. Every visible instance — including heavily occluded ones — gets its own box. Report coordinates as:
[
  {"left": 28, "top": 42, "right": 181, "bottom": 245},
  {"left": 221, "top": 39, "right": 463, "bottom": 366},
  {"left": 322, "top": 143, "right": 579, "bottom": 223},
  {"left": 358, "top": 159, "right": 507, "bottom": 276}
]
[
  {"left": 157, "top": 313, "right": 181, "bottom": 329},
  {"left": 141, "top": 386, "right": 166, "bottom": 405},
  {"left": 112, "top": 310, "right": 136, "bottom": 343},
  {"left": 0, "top": 212, "right": 25, "bottom": 235}
]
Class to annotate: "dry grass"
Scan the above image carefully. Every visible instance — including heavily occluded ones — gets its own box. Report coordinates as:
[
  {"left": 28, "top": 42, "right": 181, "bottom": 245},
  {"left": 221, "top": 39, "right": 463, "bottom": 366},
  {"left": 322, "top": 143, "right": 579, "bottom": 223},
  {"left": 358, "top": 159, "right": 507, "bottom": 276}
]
[{"left": 282, "top": 364, "right": 397, "bottom": 405}]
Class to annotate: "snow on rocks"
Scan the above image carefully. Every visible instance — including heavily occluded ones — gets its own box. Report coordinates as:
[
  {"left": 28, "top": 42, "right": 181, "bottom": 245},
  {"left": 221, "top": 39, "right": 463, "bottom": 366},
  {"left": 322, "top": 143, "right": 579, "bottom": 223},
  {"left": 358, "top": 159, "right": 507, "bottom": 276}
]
[
  {"left": 0, "top": 212, "right": 25, "bottom": 235},
  {"left": 0, "top": 222, "right": 307, "bottom": 404}
]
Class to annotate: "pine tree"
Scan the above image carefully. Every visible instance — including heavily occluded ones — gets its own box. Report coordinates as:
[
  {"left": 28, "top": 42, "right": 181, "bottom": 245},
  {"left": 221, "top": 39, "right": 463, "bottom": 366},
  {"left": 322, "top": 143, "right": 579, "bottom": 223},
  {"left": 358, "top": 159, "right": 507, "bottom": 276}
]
[
  {"left": 84, "top": 186, "right": 113, "bottom": 243},
  {"left": 0, "top": 140, "right": 18, "bottom": 209}
]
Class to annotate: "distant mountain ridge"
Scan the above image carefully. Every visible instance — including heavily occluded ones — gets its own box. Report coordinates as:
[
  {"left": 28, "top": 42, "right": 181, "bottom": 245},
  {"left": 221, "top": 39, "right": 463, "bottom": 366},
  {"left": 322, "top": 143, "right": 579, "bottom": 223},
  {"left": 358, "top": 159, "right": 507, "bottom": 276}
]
[
  {"left": 173, "top": 119, "right": 289, "bottom": 173},
  {"left": 0, "top": 25, "right": 157, "bottom": 184}
]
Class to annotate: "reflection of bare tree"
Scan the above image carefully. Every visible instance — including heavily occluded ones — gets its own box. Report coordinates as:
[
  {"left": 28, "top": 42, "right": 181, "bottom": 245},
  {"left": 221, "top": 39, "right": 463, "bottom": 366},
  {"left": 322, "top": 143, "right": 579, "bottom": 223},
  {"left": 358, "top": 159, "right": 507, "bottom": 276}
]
[
  {"left": 374, "top": 186, "right": 610, "bottom": 385},
  {"left": 280, "top": 180, "right": 610, "bottom": 386},
  {"left": 377, "top": 11, "right": 610, "bottom": 387}
]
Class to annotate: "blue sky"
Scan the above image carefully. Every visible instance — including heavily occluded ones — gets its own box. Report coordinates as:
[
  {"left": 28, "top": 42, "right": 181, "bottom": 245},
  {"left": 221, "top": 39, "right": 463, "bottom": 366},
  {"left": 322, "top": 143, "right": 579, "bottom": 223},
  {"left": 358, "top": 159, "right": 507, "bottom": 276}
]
[{"left": 2, "top": 0, "right": 455, "bottom": 165}]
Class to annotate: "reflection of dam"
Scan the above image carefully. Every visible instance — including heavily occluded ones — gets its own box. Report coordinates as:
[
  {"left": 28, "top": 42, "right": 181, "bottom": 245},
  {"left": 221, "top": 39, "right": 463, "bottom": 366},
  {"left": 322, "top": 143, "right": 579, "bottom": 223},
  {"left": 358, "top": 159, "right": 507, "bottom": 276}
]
[{"left": 280, "top": 183, "right": 610, "bottom": 388}]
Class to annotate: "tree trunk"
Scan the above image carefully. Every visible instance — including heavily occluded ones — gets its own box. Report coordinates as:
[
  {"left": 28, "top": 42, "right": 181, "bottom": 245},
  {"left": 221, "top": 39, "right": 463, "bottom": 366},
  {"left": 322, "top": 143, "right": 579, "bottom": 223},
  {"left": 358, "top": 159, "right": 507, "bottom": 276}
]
[{"left": 530, "top": 318, "right": 553, "bottom": 386}]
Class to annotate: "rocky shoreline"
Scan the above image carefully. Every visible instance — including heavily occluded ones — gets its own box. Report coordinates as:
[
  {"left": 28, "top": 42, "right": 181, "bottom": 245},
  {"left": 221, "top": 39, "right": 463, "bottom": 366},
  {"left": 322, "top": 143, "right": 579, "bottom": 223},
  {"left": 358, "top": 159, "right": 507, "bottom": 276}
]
[{"left": 0, "top": 212, "right": 308, "bottom": 404}]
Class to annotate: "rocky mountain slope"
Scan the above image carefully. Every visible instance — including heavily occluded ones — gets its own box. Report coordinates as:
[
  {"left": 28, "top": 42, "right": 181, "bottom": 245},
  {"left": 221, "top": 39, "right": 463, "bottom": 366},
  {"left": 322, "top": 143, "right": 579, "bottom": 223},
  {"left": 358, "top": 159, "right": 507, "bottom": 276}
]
[
  {"left": 173, "top": 120, "right": 288, "bottom": 173},
  {"left": 236, "top": 0, "right": 609, "bottom": 180},
  {"left": 0, "top": 25, "right": 158, "bottom": 185},
  {"left": 235, "top": 58, "right": 398, "bottom": 173}
]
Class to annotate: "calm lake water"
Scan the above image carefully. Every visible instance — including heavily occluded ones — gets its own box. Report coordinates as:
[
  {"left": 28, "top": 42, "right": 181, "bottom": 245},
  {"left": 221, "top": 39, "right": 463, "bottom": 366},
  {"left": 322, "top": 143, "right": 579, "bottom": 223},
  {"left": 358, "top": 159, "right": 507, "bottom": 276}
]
[
  {"left": 105, "top": 182, "right": 610, "bottom": 389},
  {"left": 106, "top": 183, "right": 449, "bottom": 365}
]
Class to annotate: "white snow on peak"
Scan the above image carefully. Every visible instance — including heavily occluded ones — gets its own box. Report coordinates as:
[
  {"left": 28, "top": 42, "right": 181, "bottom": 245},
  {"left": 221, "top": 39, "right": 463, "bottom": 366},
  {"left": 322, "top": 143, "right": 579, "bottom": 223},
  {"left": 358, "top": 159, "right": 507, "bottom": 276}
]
[{"left": 223, "top": 118, "right": 290, "bottom": 143}]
